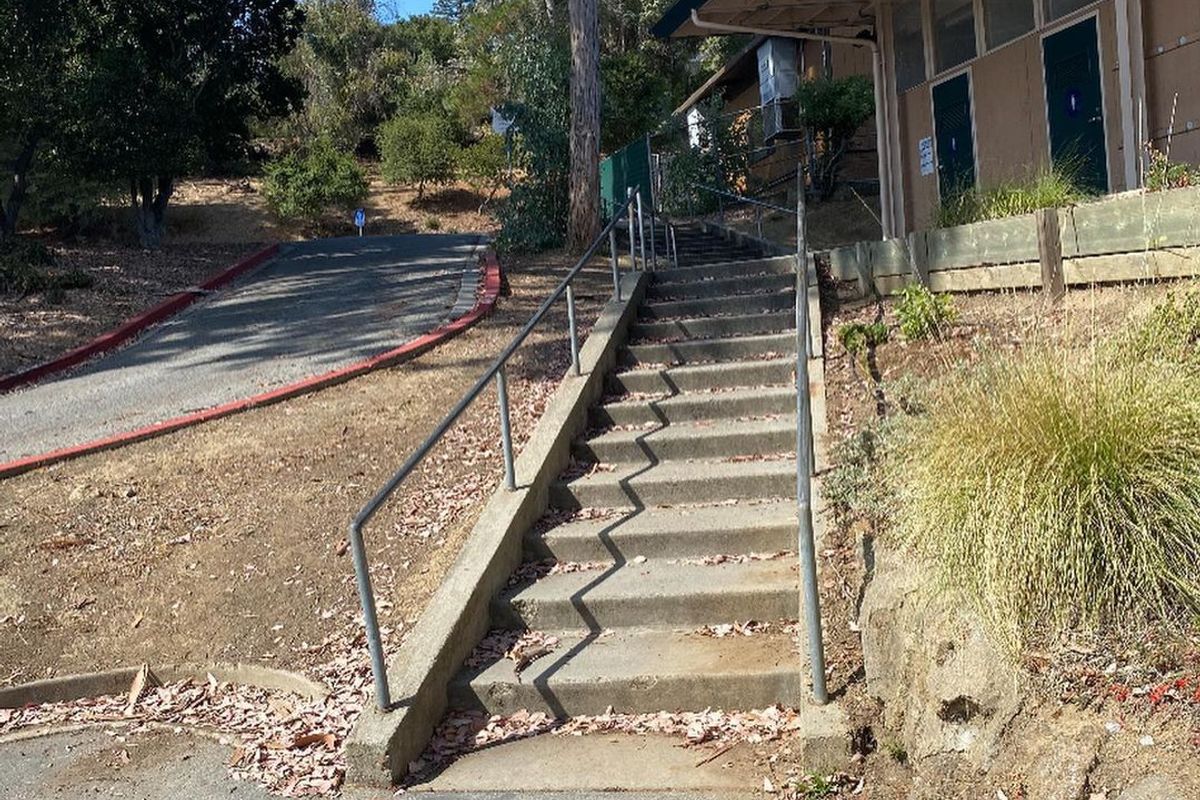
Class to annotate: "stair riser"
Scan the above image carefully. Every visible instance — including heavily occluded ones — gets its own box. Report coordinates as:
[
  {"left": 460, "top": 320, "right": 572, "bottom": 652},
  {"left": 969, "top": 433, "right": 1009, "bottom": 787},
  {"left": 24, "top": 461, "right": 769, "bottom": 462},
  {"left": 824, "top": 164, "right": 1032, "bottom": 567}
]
[
  {"left": 653, "top": 258, "right": 795, "bottom": 286},
  {"left": 526, "top": 523, "right": 796, "bottom": 562},
  {"left": 550, "top": 467, "right": 795, "bottom": 509},
  {"left": 609, "top": 360, "right": 794, "bottom": 395},
  {"left": 646, "top": 273, "right": 794, "bottom": 301},
  {"left": 594, "top": 390, "right": 797, "bottom": 427},
  {"left": 632, "top": 312, "right": 793, "bottom": 343},
  {"left": 492, "top": 585, "right": 798, "bottom": 630},
  {"left": 449, "top": 670, "right": 803, "bottom": 717},
  {"left": 574, "top": 427, "right": 794, "bottom": 463},
  {"left": 624, "top": 335, "right": 796, "bottom": 367},
  {"left": 641, "top": 292, "right": 794, "bottom": 320}
]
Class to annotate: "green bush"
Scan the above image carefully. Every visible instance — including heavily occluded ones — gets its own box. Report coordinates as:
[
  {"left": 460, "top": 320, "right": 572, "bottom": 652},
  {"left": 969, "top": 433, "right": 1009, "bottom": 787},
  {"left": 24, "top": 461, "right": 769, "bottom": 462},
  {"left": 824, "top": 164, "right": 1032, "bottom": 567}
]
[
  {"left": 824, "top": 424, "right": 893, "bottom": 525},
  {"left": 1146, "top": 147, "right": 1200, "bottom": 192},
  {"left": 1122, "top": 286, "right": 1200, "bottom": 366},
  {"left": 497, "top": 178, "right": 568, "bottom": 253},
  {"left": 895, "top": 283, "right": 955, "bottom": 341},
  {"left": 378, "top": 113, "right": 459, "bottom": 197},
  {"left": 0, "top": 238, "right": 54, "bottom": 294},
  {"left": 894, "top": 349, "right": 1200, "bottom": 644},
  {"left": 837, "top": 321, "right": 888, "bottom": 359},
  {"left": 796, "top": 75, "right": 875, "bottom": 199},
  {"left": 458, "top": 134, "right": 507, "bottom": 207},
  {"left": 262, "top": 139, "right": 368, "bottom": 223},
  {"left": 934, "top": 167, "right": 1089, "bottom": 228}
]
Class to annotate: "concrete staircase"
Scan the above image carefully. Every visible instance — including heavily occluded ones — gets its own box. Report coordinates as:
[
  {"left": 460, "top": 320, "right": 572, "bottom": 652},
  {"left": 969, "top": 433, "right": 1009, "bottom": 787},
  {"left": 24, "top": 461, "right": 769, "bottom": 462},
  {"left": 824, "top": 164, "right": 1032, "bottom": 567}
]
[
  {"left": 621, "top": 220, "right": 766, "bottom": 269},
  {"left": 446, "top": 249, "right": 805, "bottom": 722}
]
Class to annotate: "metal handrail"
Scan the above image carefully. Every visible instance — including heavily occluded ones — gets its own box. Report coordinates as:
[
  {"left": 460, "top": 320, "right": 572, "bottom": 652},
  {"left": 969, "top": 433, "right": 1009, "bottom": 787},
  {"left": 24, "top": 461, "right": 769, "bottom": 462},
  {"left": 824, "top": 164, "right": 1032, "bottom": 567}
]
[
  {"left": 349, "top": 188, "right": 647, "bottom": 711},
  {"left": 696, "top": 185, "right": 796, "bottom": 217}
]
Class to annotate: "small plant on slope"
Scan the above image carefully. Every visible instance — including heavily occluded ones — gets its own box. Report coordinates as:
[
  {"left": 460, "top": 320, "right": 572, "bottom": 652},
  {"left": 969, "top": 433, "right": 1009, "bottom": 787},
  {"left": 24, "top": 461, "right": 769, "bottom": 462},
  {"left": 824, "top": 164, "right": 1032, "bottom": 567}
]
[
  {"left": 895, "top": 283, "right": 956, "bottom": 341},
  {"left": 893, "top": 348, "right": 1200, "bottom": 646},
  {"left": 934, "top": 166, "right": 1089, "bottom": 228},
  {"left": 1121, "top": 284, "right": 1200, "bottom": 366},
  {"left": 263, "top": 139, "right": 368, "bottom": 224},
  {"left": 837, "top": 320, "right": 888, "bottom": 361}
]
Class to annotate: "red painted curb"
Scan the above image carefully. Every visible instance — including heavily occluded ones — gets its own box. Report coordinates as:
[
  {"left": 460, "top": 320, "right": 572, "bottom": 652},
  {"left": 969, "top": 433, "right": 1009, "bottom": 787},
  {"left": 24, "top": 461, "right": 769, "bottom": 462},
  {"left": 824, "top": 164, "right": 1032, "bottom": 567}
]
[
  {"left": 0, "top": 252, "right": 503, "bottom": 479},
  {"left": 0, "top": 243, "right": 282, "bottom": 394}
]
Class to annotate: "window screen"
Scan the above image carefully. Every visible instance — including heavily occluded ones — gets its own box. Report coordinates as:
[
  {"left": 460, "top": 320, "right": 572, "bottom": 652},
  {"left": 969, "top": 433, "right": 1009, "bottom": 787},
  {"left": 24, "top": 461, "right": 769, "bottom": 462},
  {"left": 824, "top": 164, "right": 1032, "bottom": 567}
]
[
  {"left": 933, "top": 0, "right": 978, "bottom": 73},
  {"left": 1045, "top": 0, "right": 1094, "bottom": 21},
  {"left": 894, "top": 0, "right": 927, "bottom": 92},
  {"left": 983, "top": 0, "right": 1035, "bottom": 49}
]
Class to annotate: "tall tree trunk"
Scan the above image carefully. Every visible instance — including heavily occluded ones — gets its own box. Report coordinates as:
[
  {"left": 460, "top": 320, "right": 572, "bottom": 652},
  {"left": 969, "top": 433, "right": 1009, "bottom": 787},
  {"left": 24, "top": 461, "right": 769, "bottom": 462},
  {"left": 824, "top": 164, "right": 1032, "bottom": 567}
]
[
  {"left": 130, "top": 175, "right": 174, "bottom": 249},
  {"left": 1, "top": 137, "right": 39, "bottom": 240},
  {"left": 567, "top": 0, "right": 601, "bottom": 252}
]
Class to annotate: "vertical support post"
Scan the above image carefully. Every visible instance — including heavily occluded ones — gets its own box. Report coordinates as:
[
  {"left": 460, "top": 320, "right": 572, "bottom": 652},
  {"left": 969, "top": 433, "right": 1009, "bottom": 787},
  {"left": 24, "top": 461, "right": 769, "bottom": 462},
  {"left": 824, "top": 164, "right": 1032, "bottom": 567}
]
[
  {"left": 496, "top": 367, "right": 516, "bottom": 491},
  {"left": 794, "top": 167, "right": 828, "bottom": 706},
  {"left": 1037, "top": 207, "right": 1065, "bottom": 303},
  {"left": 609, "top": 226, "right": 621, "bottom": 301},
  {"left": 669, "top": 224, "right": 679, "bottom": 269},
  {"left": 636, "top": 189, "right": 647, "bottom": 271},
  {"left": 348, "top": 522, "right": 390, "bottom": 710},
  {"left": 756, "top": 206, "right": 763, "bottom": 240},
  {"left": 566, "top": 282, "right": 581, "bottom": 376},
  {"left": 626, "top": 187, "right": 638, "bottom": 270}
]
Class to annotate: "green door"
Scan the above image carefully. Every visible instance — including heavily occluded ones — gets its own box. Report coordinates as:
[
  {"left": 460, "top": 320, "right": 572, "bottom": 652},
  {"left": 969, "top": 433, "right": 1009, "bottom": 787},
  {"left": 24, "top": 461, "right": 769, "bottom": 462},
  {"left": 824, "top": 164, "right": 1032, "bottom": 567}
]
[
  {"left": 1042, "top": 17, "right": 1108, "bottom": 193},
  {"left": 932, "top": 73, "right": 976, "bottom": 200}
]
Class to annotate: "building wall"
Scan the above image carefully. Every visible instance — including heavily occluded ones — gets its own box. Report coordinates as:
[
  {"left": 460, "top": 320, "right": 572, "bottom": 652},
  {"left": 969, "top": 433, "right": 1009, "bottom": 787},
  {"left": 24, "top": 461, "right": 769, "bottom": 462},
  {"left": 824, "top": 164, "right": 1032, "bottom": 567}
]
[
  {"left": 898, "top": 84, "right": 937, "bottom": 231},
  {"left": 1143, "top": 2, "right": 1200, "bottom": 163}
]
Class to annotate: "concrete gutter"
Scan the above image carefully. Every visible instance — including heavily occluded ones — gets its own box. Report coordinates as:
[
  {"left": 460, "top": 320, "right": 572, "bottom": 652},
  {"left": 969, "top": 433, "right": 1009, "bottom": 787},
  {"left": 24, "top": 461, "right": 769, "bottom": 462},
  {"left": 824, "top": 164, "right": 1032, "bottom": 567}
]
[
  {"left": 345, "top": 270, "right": 648, "bottom": 788},
  {"left": 0, "top": 662, "right": 328, "bottom": 708}
]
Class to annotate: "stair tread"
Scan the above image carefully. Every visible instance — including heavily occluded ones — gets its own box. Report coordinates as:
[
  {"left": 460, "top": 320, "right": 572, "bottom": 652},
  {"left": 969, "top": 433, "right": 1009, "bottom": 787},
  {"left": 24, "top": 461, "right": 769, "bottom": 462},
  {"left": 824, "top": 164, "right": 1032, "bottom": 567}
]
[
  {"left": 555, "top": 456, "right": 796, "bottom": 495},
  {"left": 614, "top": 356, "right": 794, "bottom": 384},
  {"left": 624, "top": 332, "right": 797, "bottom": 364},
  {"left": 652, "top": 256, "right": 795, "bottom": 285},
  {"left": 537, "top": 499, "right": 798, "bottom": 545},
  {"left": 632, "top": 310, "right": 794, "bottom": 342},
  {"left": 601, "top": 385, "right": 796, "bottom": 415},
  {"left": 585, "top": 415, "right": 794, "bottom": 449}
]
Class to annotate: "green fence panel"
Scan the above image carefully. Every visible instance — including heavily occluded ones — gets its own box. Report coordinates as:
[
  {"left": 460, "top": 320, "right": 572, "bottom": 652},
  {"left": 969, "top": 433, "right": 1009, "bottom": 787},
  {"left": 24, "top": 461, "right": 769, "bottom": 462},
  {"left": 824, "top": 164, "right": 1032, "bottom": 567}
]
[{"left": 600, "top": 137, "right": 653, "bottom": 221}]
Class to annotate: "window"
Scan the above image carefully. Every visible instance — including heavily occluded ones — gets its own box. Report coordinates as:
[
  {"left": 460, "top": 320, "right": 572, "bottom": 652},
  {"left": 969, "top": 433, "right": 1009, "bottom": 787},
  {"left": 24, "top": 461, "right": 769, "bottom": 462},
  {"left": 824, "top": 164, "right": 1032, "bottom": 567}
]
[
  {"left": 1045, "top": 0, "right": 1094, "bottom": 22},
  {"left": 894, "top": 0, "right": 927, "bottom": 92},
  {"left": 933, "top": 0, "right": 978, "bottom": 73},
  {"left": 983, "top": 0, "right": 1035, "bottom": 49}
]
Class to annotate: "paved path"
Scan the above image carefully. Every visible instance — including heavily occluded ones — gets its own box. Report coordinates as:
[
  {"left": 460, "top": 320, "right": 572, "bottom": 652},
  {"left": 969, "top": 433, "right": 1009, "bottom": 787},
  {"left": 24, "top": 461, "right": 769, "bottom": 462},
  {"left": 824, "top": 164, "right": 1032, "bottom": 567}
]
[{"left": 0, "top": 234, "right": 483, "bottom": 464}]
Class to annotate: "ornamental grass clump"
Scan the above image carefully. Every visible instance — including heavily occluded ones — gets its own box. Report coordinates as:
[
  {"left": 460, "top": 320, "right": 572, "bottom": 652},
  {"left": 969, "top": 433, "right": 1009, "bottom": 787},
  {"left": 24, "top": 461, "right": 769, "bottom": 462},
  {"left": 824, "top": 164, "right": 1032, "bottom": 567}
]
[{"left": 893, "top": 349, "right": 1200, "bottom": 645}]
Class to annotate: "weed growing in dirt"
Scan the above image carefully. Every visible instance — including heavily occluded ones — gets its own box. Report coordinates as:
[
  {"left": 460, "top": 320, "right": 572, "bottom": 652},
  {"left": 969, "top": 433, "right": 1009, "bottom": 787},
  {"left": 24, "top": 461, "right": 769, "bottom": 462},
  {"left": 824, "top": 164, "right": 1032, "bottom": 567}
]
[
  {"left": 837, "top": 321, "right": 888, "bottom": 359},
  {"left": 1120, "top": 284, "right": 1200, "bottom": 366},
  {"left": 425, "top": 216, "right": 442, "bottom": 231},
  {"left": 883, "top": 739, "right": 908, "bottom": 764},
  {"left": 1146, "top": 147, "right": 1200, "bottom": 192},
  {"left": 934, "top": 166, "right": 1088, "bottom": 228},
  {"left": 893, "top": 347, "right": 1200, "bottom": 645},
  {"left": 0, "top": 239, "right": 92, "bottom": 300},
  {"left": 895, "top": 283, "right": 955, "bottom": 341},
  {"left": 824, "top": 424, "right": 893, "bottom": 525}
]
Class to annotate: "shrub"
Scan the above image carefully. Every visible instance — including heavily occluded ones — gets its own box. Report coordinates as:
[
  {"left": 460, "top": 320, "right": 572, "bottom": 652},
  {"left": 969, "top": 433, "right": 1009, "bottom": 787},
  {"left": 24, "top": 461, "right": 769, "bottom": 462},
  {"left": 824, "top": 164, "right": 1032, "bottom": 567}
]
[
  {"left": 824, "top": 424, "right": 893, "bottom": 525},
  {"left": 263, "top": 139, "right": 368, "bottom": 223},
  {"left": 837, "top": 321, "right": 888, "bottom": 359},
  {"left": 1146, "top": 147, "right": 1200, "bottom": 192},
  {"left": 934, "top": 167, "right": 1089, "bottom": 228},
  {"left": 1122, "top": 286, "right": 1200, "bottom": 366},
  {"left": 458, "top": 134, "right": 507, "bottom": 209},
  {"left": 895, "top": 283, "right": 955, "bottom": 341},
  {"left": 893, "top": 349, "right": 1200, "bottom": 644},
  {"left": 378, "top": 113, "right": 459, "bottom": 197},
  {"left": 0, "top": 238, "right": 54, "bottom": 294},
  {"left": 497, "top": 178, "right": 567, "bottom": 253},
  {"left": 796, "top": 75, "right": 875, "bottom": 199}
]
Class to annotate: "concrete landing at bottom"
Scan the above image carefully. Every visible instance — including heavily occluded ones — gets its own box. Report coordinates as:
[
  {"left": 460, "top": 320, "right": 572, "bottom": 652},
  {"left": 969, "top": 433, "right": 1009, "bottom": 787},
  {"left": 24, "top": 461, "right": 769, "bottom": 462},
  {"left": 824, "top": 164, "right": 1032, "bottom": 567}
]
[{"left": 408, "top": 733, "right": 760, "bottom": 795}]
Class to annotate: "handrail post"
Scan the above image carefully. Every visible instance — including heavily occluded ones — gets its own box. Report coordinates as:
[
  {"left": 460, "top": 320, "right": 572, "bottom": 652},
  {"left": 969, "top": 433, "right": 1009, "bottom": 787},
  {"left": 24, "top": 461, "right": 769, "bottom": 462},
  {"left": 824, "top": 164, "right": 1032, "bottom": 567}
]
[
  {"left": 349, "top": 521, "right": 391, "bottom": 709},
  {"left": 649, "top": 204, "right": 658, "bottom": 271},
  {"left": 609, "top": 227, "right": 621, "bottom": 300},
  {"left": 496, "top": 367, "right": 515, "bottom": 491},
  {"left": 794, "top": 166, "right": 828, "bottom": 705},
  {"left": 626, "top": 186, "right": 638, "bottom": 270},
  {"left": 669, "top": 223, "right": 678, "bottom": 269},
  {"left": 636, "top": 189, "right": 647, "bottom": 272},
  {"left": 566, "top": 282, "right": 581, "bottom": 376}
]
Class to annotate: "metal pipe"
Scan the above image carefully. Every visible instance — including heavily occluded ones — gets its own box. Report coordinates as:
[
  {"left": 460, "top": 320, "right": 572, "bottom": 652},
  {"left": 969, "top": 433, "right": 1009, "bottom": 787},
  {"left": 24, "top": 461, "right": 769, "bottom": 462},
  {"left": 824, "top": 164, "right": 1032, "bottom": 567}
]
[
  {"left": 496, "top": 367, "right": 515, "bottom": 491},
  {"left": 566, "top": 283, "right": 581, "bottom": 376},
  {"left": 670, "top": 224, "right": 679, "bottom": 269},
  {"left": 626, "top": 186, "right": 638, "bottom": 269},
  {"left": 636, "top": 190, "right": 647, "bottom": 270},
  {"left": 689, "top": 10, "right": 895, "bottom": 240},
  {"left": 609, "top": 227, "right": 621, "bottom": 301},
  {"left": 349, "top": 190, "right": 639, "bottom": 710},
  {"left": 793, "top": 167, "right": 828, "bottom": 705}
]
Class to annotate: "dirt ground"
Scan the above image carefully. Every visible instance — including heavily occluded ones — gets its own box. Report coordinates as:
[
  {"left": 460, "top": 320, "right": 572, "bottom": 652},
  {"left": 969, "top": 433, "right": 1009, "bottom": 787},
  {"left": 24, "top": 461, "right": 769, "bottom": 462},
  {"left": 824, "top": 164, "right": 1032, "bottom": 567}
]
[
  {"left": 1, "top": 175, "right": 499, "bottom": 379},
  {"left": 0, "top": 253, "right": 611, "bottom": 684}
]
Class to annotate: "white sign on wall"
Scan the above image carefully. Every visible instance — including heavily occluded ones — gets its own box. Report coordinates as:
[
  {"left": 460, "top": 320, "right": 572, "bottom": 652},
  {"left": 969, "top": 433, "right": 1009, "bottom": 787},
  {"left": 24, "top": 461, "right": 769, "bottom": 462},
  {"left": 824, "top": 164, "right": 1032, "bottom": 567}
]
[{"left": 918, "top": 137, "right": 935, "bottom": 177}]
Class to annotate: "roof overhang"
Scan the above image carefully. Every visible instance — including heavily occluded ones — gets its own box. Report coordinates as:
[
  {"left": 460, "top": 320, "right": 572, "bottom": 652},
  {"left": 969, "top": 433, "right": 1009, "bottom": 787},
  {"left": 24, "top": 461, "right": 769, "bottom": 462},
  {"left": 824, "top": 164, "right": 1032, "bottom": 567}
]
[{"left": 652, "top": 0, "right": 877, "bottom": 39}]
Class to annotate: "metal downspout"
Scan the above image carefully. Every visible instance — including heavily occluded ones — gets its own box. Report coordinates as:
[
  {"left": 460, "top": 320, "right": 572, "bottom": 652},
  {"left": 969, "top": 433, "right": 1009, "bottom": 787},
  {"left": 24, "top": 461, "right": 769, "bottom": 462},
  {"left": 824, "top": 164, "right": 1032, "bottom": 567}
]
[{"left": 688, "top": 9, "right": 895, "bottom": 240}]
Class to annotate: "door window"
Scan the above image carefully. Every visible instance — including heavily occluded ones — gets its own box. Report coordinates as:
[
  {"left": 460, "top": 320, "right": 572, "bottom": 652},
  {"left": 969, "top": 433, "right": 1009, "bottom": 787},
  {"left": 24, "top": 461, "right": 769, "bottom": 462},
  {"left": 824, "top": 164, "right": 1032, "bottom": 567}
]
[
  {"left": 932, "top": 73, "right": 976, "bottom": 199},
  {"left": 1042, "top": 16, "right": 1108, "bottom": 193}
]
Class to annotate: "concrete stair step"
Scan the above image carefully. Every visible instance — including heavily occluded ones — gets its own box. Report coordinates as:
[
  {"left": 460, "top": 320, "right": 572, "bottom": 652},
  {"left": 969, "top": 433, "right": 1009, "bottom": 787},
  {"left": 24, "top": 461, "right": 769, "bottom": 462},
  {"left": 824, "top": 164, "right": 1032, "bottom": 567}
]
[
  {"left": 449, "top": 628, "right": 801, "bottom": 716},
  {"left": 623, "top": 332, "right": 796, "bottom": 367},
  {"left": 594, "top": 386, "right": 797, "bottom": 428},
  {"left": 646, "top": 272, "right": 793, "bottom": 301},
  {"left": 550, "top": 456, "right": 796, "bottom": 509},
  {"left": 527, "top": 499, "right": 797, "bottom": 561},
  {"left": 575, "top": 416, "right": 794, "bottom": 463},
  {"left": 610, "top": 357, "right": 794, "bottom": 396},
  {"left": 493, "top": 558, "right": 799, "bottom": 629},
  {"left": 652, "top": 256, "right": 794, "bottom": 285},
  {"left": 640, "top": 291, "right": 793, "bottom": 321},
  {"left": 631, "top": 311, "right": 794, "bottom": 343}
]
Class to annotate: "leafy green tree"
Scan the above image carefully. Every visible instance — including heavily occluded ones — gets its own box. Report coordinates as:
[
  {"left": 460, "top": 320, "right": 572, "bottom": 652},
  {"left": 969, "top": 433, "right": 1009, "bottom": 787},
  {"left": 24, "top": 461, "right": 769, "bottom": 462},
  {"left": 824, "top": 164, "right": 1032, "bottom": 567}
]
[
  {"left": 263, "top": 138, "right": 368, "bottom": 223},
  {"left": 64, "top": 0, "right": 304, "bottom": 248},
  {"left": 797, "top": 75, "right": 875, "bottom": 199},
  {"left": 458, "top": 134, "right": 508, "bottom": 210},
  {"left": 378, "top": 113, "right": 460, "bottom": 197},
  {"left": 600, "top": 50, "right": 670, "bottom": 153}
]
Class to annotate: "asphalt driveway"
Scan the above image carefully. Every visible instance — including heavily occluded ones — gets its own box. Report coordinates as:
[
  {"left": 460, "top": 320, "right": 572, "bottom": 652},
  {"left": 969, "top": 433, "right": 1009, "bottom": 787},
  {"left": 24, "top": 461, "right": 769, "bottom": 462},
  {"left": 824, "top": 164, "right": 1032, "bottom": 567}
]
[{"left": 0, "top": 234, "right": 485, "bottom": 465}]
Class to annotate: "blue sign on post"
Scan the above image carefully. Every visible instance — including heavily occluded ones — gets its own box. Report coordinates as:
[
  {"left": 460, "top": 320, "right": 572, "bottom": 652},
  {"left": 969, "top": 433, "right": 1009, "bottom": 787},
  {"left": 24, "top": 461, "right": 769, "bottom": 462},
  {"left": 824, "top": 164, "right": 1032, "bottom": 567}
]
[{"left": 354, "top": 208, "right": 366, "bottom": 236}]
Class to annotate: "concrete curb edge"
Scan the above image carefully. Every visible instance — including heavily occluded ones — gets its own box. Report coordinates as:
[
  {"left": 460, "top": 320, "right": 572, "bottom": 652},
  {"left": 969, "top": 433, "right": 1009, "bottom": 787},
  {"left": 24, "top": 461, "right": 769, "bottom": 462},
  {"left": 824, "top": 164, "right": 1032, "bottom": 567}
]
[{"left": 0, "top": 251, "right": 503, "bottom": 479}]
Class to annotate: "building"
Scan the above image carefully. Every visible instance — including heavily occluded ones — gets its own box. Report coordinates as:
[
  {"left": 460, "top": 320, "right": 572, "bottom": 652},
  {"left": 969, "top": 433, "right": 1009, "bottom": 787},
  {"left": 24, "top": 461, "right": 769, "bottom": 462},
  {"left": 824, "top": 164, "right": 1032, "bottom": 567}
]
[{"left": 652, "top": 1, "right": 1199, "bottom": 236}]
